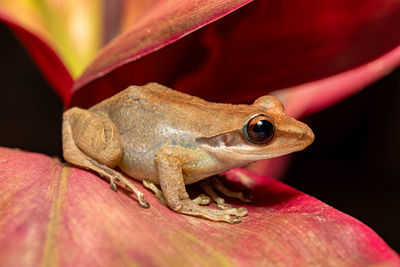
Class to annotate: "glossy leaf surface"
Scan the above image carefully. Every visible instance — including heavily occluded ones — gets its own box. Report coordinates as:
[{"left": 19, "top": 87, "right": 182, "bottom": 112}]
[{"left": 0, "top": 147, "right": 398, "bottom": 266}]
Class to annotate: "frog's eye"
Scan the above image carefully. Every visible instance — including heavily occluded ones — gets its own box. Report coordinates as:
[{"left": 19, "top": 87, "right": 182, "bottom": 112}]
[{"left": 244, "top": 115, "right": 275, "bottom": 144}]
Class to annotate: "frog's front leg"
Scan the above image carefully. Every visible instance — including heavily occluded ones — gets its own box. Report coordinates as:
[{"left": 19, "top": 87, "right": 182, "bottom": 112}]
[
  {"left": 63, "top": 107, "right": 149, "bottom": 208},
  {"left": 155, "top": 147, "right": 247, "bottom": 224}
]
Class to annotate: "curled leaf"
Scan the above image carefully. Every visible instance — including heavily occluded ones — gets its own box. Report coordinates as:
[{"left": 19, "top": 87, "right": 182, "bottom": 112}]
[
  {"left": 0, "top": 147, "right": 398, "bottom": 266},
  {"left": 273, "top": 45, "right": 400, "bottom": 118},
  {"left": 0, "top": 0, "right": 399, "bottom": 115},
  {"left": 70, "top": 0, "right": 400, "bottom": 110},
  {"left": 70, "top": 0, "right": 254, "bottom": 107}
]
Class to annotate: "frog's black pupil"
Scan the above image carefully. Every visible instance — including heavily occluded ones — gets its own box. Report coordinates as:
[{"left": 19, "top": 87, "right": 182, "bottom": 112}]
[
  {"left": 244, "top": 115, "right": 275, "bottom": 144},
  {"left": 253, "top": 120, "right": 274, "bottom": 141}
]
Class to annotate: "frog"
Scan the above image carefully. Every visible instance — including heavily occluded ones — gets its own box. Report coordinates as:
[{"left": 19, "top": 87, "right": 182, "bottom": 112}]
[{"left": 62, "top": 83, "right": 314, "bottom": 224}]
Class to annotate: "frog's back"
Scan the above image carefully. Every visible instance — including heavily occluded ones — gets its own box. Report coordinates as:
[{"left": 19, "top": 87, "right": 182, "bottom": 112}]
[
  {"left": 87, "top": 83, "right": 260, "bottom": 182},
  {"left": 91, "top": 83, "right": 257, "bottom": 137}
]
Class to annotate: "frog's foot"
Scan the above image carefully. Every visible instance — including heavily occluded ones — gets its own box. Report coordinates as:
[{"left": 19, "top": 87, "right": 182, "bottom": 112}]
[
  {"left": 82, "top": 158, "right": 149, "bottom": 209},
  {"left": 62, "top": 108, "right": 149, "bottom": 208},
  {"left": 66, "top": 155, "right": 149, "bottom": 209},
  {"left": 176, "top": 199, "right": 247, "bottom": 224},
  {"left": 114, "top": 173, "right": 149, "bottom": 208},
  {"left": 143, "top": 180, "right": 210, "bottom": 206},
  {"left": 198, "top": 179, "right": 250, "bottom": 212},
  {"left": 198, "top": 180, "right": 232, "bottom": 210},
  {"left": 211, "top": 177, "right": 252, "bottom": 203},
  {"left": 143, "top": 180, "right": 167, "bottom": 206}
]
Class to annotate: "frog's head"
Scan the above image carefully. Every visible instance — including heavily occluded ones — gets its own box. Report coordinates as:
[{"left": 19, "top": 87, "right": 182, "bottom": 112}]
[{"left": 196, "top": 95, "right": 314, "bottom": 163}]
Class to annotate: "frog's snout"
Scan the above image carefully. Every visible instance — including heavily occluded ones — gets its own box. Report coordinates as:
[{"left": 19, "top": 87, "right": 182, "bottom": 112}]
[
  {"left": 279, "top": 117, "right": 315, "bottom": 149},
  {"left": 297, "top": 123, "right": 314, "bottom": 147}
]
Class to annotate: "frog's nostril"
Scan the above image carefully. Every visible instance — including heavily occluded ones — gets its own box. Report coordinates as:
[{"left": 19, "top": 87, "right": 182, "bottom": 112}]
[
  {"left": 301, "top": 126, "right": 315, "bottom": 146},
  {"left": 282, "top": 117, "right": 314, "bottom": 147},
  {"left": 292, "top": 123, "right": 314, "bottom": 146}
]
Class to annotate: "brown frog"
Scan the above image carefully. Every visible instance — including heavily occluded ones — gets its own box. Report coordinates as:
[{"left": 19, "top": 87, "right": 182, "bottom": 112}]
[{"left": 62, "top": 83, "right": 314, "bottom": 223}]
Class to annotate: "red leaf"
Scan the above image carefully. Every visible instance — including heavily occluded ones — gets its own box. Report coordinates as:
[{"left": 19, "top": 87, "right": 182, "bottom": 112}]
[
  {"left": 1, "top": 0, "right": 399, "bottom": 115},
  {"left": 273, "top": 45, "right": 400, "bottom": 118},
  {"left": 1, "top": 147, "right": 398, "bottom": 266},
  {"left": 73, "top": 0, "right": 252, "bottom": 91},
  {"left": 70, "top": 0, "right": 400, "bottom": 110}
]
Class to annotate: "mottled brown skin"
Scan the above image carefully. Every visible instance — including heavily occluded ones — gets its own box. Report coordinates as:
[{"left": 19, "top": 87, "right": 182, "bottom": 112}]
[{"left": 62, "top": 83, "right": 314, "bottom": 223}]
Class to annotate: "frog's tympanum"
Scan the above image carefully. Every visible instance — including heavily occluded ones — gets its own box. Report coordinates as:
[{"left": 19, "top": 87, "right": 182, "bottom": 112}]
[{"left": 63, "top": 83, "right": 314, "bottom": 223}]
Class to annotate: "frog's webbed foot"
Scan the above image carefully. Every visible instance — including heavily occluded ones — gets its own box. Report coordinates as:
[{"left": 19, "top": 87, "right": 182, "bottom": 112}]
[
  {"left": 62, "top": 107, "right": 149, "bottom": 208},
  {"left": 143, "top": 180, "right": 210, "bottom": 206},
  {"left": 156, "top": 148, "right": 247, "bottom": 223}
]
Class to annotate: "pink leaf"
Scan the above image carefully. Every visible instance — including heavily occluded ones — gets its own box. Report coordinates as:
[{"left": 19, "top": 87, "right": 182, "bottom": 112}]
[{"left": 0, "top": 147, "right": 398, "bottom": 266}]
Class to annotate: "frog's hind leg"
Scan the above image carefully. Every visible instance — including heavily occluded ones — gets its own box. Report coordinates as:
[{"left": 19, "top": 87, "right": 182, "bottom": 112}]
[
  {"left": 62, "top": 107, "right": 149, "bottom": 208},
  {"left": 198, "top": 178, "right": 251, "bottom": 210},
  {"left": 211, "top": 177, "right": 252, "bottom": 203},
  {"left": 143, "top": 180, "right": 167, "bottom": 205}
]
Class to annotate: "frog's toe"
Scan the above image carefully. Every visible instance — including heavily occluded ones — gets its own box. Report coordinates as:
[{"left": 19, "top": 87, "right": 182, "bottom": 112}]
[
  {"left": 222, "top": 207, "right": 248, "bottom": 217},
  {"left": 214, "top": 196, "right": 235, "bottom": 210},
  {"left": 217, "top": 202, "right": 232, "bottom": 210},
  {"left": 237, "top": 207, "right": 248, "bottom": 216},
  {"left": 229, "top": 216, "right": 242, "bottom": 224},
  {"left": 210, "top": 207, "right": 247, "bottom": 223},
  {"left": 192, "top": 194, "right": 211, "bottom": 205},
  {"left": 211, "top": 177, "right": 252, "bottom": 203},
  {"left": 109, "top": 180, "right": 118, "bottom": 192},
  {"left": 139, "top": 198, "right": 150, "bottom": 208}
]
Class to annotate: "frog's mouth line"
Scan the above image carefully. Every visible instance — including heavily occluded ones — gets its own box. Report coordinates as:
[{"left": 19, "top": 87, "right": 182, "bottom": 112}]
[{"left": 196, "top": 130, "right": 245, "bottom": 149}]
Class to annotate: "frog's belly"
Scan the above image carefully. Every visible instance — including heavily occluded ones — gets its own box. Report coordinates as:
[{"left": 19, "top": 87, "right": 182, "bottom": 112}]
[
  {"left": 117, "top": 134, "right": 226, "bottom": 185},
  {"left": 118, "top": 148, "right": 225, "bottom": 185},
  {"left": 118, "top": 155, "right": 217, "bottom": 185}
]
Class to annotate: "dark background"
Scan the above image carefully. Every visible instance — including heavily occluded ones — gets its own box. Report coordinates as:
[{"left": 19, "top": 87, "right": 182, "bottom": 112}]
[{"left": 0, "top": 23, "right": 399, "bottom": 252}]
